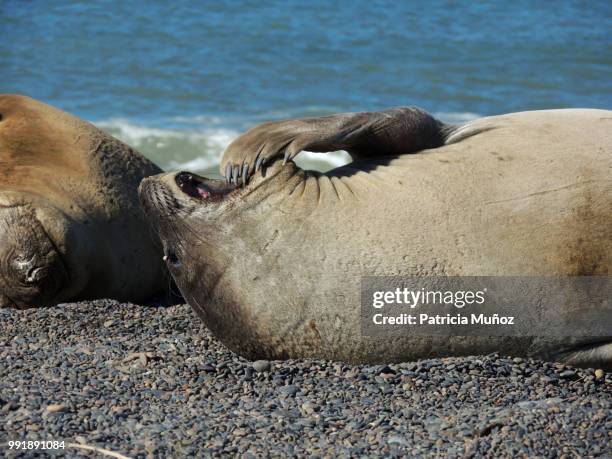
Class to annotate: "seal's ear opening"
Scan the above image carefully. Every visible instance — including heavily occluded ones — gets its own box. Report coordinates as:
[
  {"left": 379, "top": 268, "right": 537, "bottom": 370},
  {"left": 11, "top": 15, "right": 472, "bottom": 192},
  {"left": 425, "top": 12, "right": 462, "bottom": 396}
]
[{"left": 175, "top": 171, "right": 235, "bottom": 202}]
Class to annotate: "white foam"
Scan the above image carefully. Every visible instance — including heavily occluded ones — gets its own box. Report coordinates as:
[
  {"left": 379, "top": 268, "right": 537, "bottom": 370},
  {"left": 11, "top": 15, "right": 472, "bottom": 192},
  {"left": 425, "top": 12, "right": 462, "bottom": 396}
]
[
  {"left": 95, "top": 118, "right": 237, "bottom": 149},
  {"left": 94, "top": 110, "right": 483, "bottom": 173},
  {"left": 167, "top": 156, "right": 219, "bottom": 172},
  {"left": 298, "top": 150, "right": 352, "bottom": 168},
  {"left": 94, "top": 117, "right": 350, "bottom": 172},
  {"left": 169, "top": 115, "right": 226, "bottom": 125},
  {"left": 96, "top": 118, "right": 180, "bottom": 144},
  {"left": 95, "top": 118, "right": 238, "bottom": 171},
  {"left": 435, "top": 111, "right": 481, "bottom": 124}
]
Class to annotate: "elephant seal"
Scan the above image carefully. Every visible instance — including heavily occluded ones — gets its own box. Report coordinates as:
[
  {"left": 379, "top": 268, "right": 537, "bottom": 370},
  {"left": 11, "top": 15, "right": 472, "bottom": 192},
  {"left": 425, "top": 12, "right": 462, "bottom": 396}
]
[
  {"left": 139, "top": 107, "right": 612, "bottom": 368},
  {"left": 0, "top": 94, "right": 166, "bottom": 308}
]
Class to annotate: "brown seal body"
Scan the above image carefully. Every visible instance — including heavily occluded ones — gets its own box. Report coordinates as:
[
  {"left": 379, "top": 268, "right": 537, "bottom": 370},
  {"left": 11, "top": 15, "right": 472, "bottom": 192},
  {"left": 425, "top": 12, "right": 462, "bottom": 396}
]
[
  {"left": 0, "top": 94, "right": 166, "bottom": 308},
  {"left": 140, "top": 108, "right": 612, "bottom": 368}
]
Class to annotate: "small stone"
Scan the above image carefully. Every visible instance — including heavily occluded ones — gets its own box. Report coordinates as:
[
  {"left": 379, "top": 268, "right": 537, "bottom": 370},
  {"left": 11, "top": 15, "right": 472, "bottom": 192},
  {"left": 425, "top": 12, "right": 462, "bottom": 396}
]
[
  {"left": 46, "top": 404, "right": 68, "bottom": 413},
  {"left": 301, "top": 402, "right": 316, "bottom": 415},
  {"left": 1, "top": 401, "right": 18, "bottom": 413},
  {"left": 280, "top": 385, "right": 299, "bottom": 396},
  {"left": 387, "top": 435, "right": 410, "bottom": 446},
  {"left": 559, "top": 370, "right": 576, "bottom": 379},
  {"left": 594, "top": 369, "right": 604, "bottom": 380},
  {"left": 379, "top": 365, "right": 396, "bottom": 375},
  {"left": 252, "top": 360, "right": 271, "bottom": 372},
  {"left": 297, "top": 418, "right": 316, "bottom": 428},
  {"left": 243, "top": 367, "right": 254, "bottom": 381}
]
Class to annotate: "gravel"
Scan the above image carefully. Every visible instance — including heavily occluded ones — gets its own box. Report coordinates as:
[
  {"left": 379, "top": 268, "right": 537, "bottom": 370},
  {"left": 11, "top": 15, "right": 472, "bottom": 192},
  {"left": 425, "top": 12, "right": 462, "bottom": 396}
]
[{"left": 1, "top": 300, "right": 610, "bottom": 458}]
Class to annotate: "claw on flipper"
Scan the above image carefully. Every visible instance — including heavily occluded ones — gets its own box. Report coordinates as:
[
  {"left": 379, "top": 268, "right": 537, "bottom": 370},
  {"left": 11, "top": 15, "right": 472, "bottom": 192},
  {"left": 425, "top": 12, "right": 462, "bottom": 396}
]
[
  {"left": 232, "top": 165, "right": 240, "bottom": 185},
  {"left": 255, "top": 155, "right": 264, "bottom": 171},
  {"left": 242, "top": 163, "right": 249, "bottom": 186}
]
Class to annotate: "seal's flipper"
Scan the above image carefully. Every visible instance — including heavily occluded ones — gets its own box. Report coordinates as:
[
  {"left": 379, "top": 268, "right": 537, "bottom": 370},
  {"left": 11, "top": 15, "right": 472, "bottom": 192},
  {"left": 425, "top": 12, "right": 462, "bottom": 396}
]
[
  {"left": 220, "top": 107, "right": 455, "bottom": 185},
  {"left": 337, "top": 107, "right": 450, "bottom": 159}
]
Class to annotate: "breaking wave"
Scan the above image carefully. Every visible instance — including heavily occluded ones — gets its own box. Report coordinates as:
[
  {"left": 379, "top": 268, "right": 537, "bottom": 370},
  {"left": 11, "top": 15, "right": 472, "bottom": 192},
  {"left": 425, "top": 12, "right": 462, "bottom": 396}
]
[{"left": 95, "top": 111, "right": 481, "bottom": 174}]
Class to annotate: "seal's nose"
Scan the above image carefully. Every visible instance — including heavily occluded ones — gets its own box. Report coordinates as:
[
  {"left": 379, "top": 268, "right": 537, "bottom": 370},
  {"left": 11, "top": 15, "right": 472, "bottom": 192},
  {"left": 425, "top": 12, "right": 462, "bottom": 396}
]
[{"left": 138, "top": 174, "right": 180, "bottom": 218}]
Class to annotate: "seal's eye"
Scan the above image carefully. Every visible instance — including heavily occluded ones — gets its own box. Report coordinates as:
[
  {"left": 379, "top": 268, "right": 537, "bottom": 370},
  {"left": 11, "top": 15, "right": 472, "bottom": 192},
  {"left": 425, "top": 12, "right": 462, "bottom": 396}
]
[{"left": 163, "top": 249, "right": 181, "bottom": 267}]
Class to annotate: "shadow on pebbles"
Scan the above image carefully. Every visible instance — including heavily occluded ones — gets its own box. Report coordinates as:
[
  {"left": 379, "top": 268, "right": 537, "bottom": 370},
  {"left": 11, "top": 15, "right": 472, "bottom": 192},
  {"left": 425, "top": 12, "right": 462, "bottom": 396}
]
[{"left": 0, "top": 300, "right": 610, "bottom": 458}]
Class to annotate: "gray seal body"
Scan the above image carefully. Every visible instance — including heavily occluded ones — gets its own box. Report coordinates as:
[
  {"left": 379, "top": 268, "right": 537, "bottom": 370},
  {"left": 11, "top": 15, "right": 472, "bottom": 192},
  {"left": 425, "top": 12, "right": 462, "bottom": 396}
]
[{"left": 140, "top": 108, "right": 612, "bottom": 368}]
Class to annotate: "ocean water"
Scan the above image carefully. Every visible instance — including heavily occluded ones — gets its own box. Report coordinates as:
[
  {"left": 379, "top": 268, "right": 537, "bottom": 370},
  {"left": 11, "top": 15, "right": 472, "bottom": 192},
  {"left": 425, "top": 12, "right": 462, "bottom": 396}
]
[{"left": 2, "top": 1, "right": 611, "bottom": 175}]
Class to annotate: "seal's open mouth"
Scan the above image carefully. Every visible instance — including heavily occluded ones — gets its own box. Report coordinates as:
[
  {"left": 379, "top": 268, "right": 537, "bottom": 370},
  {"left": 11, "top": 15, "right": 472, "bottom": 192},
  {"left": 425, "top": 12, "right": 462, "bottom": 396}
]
[{"left": 175, "top": 172, "right": 235, "bottom": 202}]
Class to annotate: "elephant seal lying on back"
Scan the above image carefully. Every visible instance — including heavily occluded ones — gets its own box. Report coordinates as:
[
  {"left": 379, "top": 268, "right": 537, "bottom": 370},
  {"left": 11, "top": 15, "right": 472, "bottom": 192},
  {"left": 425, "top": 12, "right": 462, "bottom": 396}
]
[
  {"left": 139, "top": 107, "right": 612, "bottom": 368},
  {"left": 0, "top": 94, "right": 166, "bottom": 308}
]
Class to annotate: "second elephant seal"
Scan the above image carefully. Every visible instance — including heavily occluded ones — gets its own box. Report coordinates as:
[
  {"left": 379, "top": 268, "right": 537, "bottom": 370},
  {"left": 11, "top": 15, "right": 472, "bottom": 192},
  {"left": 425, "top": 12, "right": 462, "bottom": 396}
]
[
  {"left": 0, "top": 94, "right": 167, "bottom": 308},
  {"left": 140, "top": 107, "right": 612, "bottom": 368}
]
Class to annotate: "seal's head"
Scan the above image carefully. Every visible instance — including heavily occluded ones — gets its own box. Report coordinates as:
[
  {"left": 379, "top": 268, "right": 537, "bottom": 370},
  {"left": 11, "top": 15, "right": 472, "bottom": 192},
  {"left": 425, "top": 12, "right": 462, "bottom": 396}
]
[
  {"left": 138, "top": 162, "right": 298, "bottom": 311},
  {"left": 138, "top": 171, "right": 238, "bottom": 283},
  {"left": 0, "top": 203, "right": 69, "bottom": 308}
]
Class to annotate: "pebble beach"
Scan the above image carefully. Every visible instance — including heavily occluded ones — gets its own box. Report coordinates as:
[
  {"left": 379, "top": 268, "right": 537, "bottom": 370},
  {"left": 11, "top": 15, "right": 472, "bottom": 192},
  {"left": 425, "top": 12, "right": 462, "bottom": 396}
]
[{"left": 1, "top": 301, "right": 610, "bottom": 458}]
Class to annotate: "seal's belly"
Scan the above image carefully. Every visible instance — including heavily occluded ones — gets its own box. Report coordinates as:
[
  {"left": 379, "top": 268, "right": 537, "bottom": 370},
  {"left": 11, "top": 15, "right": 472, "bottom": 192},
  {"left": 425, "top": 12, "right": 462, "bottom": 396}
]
[
  {"left": 322, "top": 109, "right": 612, "bottom": 277},
  {"left": 252, "top": 110, "right": 612, "bottom": 362}
]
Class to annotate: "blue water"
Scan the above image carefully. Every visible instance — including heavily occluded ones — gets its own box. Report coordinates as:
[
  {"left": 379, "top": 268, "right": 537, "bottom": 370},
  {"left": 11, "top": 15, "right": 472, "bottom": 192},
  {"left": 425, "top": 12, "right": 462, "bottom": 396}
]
[{"left": 2, "top": 1, "right": 611, "bottom": 172}]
